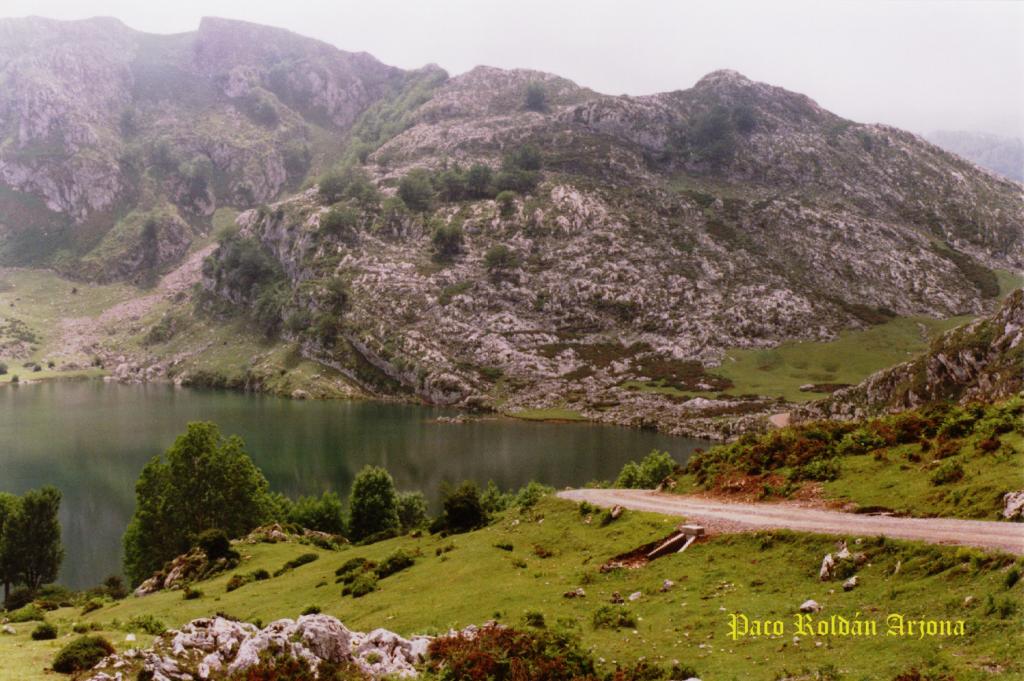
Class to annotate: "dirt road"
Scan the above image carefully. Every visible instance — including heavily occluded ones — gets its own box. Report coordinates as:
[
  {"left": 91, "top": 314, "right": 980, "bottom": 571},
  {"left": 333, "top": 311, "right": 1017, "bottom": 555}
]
[{"left": 557, "top": 489, "right": 1024, "bottom": 554}]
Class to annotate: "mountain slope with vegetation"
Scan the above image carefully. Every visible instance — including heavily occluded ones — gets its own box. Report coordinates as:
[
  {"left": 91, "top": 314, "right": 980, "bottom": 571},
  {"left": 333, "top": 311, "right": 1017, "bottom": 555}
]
[{"left": 0, "top": 17, "right": 1022, "bottom": 435}]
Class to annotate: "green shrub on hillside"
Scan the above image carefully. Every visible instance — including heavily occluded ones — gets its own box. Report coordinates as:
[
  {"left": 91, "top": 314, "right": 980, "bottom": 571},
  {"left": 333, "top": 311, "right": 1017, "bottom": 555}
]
[
  {"left": 348, "top": 466, "right": 401, "bottom": 542},
  {"left": 614, "top": 450, "right": 677, "bottom": 489},
  {"left": 31, "top": 622, "right": 57, "bottom": 640},
  {"left": 51, "top": 635, "right": 115, "bottom": 673}
]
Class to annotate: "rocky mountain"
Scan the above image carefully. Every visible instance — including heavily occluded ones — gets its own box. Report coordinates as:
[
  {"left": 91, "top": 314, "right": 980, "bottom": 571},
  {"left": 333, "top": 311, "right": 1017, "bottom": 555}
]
[
  {"left": 797, "top": 288, "right": 1023, "bottom": 422},
  {"left": 0, "top": 16, "right": 405, "bottom": 279},
  {"left": 925, "top": 130, "right": 1024, "bottom": 182},
  {"left": 199, "top": 62, "right": 1022, "bottom": 435},
  {"left": 1, "top": 17, "right": 1022, "bottom": 436}
]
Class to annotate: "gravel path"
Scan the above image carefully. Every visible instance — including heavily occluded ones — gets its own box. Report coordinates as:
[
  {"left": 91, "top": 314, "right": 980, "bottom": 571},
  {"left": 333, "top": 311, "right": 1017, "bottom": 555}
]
[{"left": 558, "top": 489, "right": 1024, "bottom": 554}]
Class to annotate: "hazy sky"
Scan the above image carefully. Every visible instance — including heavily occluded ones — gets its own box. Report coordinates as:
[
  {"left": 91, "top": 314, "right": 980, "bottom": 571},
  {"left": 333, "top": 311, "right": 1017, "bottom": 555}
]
[{"left": 3, "top": 0, "right": 1022, "bottom": 137}]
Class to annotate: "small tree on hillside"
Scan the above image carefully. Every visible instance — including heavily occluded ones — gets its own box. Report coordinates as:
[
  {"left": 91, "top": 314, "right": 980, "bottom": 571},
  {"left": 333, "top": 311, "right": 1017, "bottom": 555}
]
[
  {"left": 398, "top": 168, "right": 436, "bottom": 212},
  {"left": 525, "top": 82, "right": 547, "bottom": 112},
  {"left": 348, "top": 466, "right": 400, "bottom": 542},
  {"left": 288, "top": 491, "right": 346, "bottom": 535},
  {"left": 431, "top": 221, "right": 464, "bottom": 263},
  {"left": 0, "top": 492, "right": 20, "bottom": 601}
]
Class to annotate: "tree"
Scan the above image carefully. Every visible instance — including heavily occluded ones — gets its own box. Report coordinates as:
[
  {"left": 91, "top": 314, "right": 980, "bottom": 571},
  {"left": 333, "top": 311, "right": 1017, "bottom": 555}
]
[
  {"left": 484, "top": 245, "right": 518, "bottom": 278},
  {"left": 525, "top": 82, "right": 547, "bottom": 112},
  {"left": 123, "top": 423, "right": 277, "bottom": 584},
  {"left": 398, "top": 168, "right": 435, "bottom": 212},
  {"left": 0, "top": 487, "right": 63, "bottom": 594},
  {"left": 436, "top": 168, "right": 468, "bottom": 202},
  {"left": 396, "top": 491, "right": 429, "bottom": 532},
  {"left": 466, "top": 164, "right": 494, "bottom": 198},
  {"left": 318, "top": 170, "right": 348, "bottom": 205},
  {"left": 439, "top": 481, "right": 486, "bottom": 534},
  {"left": 0, "top": 492, "right": 19, "bottom": 601},
  {"left": 288, "top": 491, "right": 346, "bottom": 535},
  {"left": 348, "top": 466, "right": 400, "bottom": 542},
  {"left": 431, "top": 221, "right": 464, "bottom": 263}
]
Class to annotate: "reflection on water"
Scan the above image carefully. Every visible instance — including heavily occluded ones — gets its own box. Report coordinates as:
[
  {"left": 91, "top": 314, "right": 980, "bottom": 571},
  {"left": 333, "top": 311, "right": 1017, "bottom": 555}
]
[{"left": 0, "top": 381, "right": 707, "bottom": 588}]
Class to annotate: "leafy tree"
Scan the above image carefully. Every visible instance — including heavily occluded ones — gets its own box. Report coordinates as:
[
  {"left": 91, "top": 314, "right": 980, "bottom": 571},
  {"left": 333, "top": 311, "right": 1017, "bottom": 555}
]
[
  {"left": 122, "top": 423, "right": 277, "bottom": 584},
  {"left": 396, "top": 491, "right": 429, "bottom": 532},
  {"left": 439, "top": 481, "right": 486, "bottom": 534},
  {"left": 687, "top": 105, "right": 737, "bottom": 165},
  {"left": 348, "top": 466, "right": 400, "bottom": 542},
  {"left": 0, "top": 487, "right": 63, "bottom": 594},
  {"left": 505, "top": 145, "right": 542, "bottom": 172},
  {"left": 0, "top": 492, "right": 20, "bottom": 601},
  {"left": 480, "top": 481, "right": 513, "bottom": 516},
  {"left": 466, "top": 164, "right": 494, "bottom": 198},
  {"left": 436, "top": 168, "right": 468, "bottom": 202},
  {"left": 484, "top": 245, "right": 518, "bottom": 277},
  {"left": 378, "top": 197, "right": 409, "bottom": 235},
  {"left": 431, "top": 221, "right": 464, "bottom": 263},
  {"left": 253, "top": 282, "right": 289, "bottom": 338},
  {"left": 288, "top": 491, "right": 346, "bottom": 535},
  {"left": 398, "top": 168, "right": 436, "bottom": 212},
  {"left": 524, "top": 82, "right": 548, "bottom": 112}
]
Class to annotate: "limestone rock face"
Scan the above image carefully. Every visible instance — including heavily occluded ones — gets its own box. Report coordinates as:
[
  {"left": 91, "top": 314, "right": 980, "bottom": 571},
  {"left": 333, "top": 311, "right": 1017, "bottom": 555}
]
[{"left": 0, "top": 15, "right": 406, "bottom": 275}]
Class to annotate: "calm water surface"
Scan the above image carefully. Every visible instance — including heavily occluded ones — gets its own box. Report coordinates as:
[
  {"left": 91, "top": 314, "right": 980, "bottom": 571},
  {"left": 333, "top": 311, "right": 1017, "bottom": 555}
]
[{"left": 0, "top": 381, "right": 707, "bottom": 588}]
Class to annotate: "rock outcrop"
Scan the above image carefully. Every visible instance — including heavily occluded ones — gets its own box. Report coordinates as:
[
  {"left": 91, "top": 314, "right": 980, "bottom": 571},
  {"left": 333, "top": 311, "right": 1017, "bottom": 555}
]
[
  {"left": 84, "top": 615, "right": 432, "bottom": 680},
  {"left": 797, "top": 289, "right": 1024, "bottom": 421}
]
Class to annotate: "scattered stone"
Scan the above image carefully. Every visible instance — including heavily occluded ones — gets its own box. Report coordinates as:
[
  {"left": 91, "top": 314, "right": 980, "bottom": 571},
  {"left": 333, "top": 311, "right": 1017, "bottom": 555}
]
[
  {"left": 819, "top": 553, "right": 835, "bottom": 581},
  {"left": 660, "top": 579, "right": 675, "bottom": 592},
  {"left": 835, "top": 541, "right": 850, "bottom": 560},
  {"left": 610, "top": 505, "right": 624, "bottom": 520},
  {"left": 291, "top": 389, "right": 309, "bottom": 400},
  {"left": 125, "top": 633, "right": 136, "bottom": 642},
  {"left": 628, "top": 591, "right": 642, "bottom": 602},
  {"left": 842, "top": 576, "right": 858, "bottom": 592},
  {"left": 1, "top": 625, "right": 14, "bottom": 635},
  {"left": 610, "top": 591, "right": 625, "bottom": 604},
  {"left": 799, "top": 600, "right": 822, "bottom": 613},
  {"left": 963, "top": 595, "right": 976, "bottom": 608},
  {"left": 563, "top": 587, "right": 586, "bottom": 599}
]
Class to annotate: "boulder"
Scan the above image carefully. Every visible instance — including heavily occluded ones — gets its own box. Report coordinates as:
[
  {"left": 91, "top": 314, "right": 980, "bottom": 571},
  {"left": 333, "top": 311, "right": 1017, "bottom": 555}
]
[
  {"left": 819, "top": 553, "right": 835, "bottom": 581},
  {"left": 1002, "top": 491, "right": 1024, "bottom": 519},
  {"left": 842, "top": 576, "right": 858, "bottom": 591},
  {"left": 628, "top": 591, "right": 642, "bottom": 602},
  {"left": 660, "top": 579, "right": 675, "bottom": 592},
  {"left": 799, "top": 599, "right": 822, "bottom": 613}
]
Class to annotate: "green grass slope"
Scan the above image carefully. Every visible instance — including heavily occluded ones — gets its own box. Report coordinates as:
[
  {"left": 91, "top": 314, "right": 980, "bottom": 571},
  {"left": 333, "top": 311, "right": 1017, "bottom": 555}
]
[{"left": 3, "top": 499, "right": 1021, "bottom": 680}]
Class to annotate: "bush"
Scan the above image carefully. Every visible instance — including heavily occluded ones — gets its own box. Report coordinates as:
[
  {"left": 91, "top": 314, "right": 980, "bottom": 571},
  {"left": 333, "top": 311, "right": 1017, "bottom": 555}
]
[
  {"left": 376, "top": 549, "right": 416, "bottom": 578},
  {"left": 484, "top": 245, "right": 518, "bottom": 276},
  {"left": 183, "top": 585, "right": 202, "bottom": 600},
  {"left": 31, "top": 622, "right": 57, "bottom": 640},
  {"left": 398, "top": 168, "right": 435, "bottom": 212},
  {"left": 81, "top": 599, "right": 103, "bottom": 615},
  {"left": 793, "top": 457, "right": 841, "bottom": 482},
  {"left": 52, "top": 635, "right": 115, "bottom": 673},
  {"left": 522, "top": 610, "right": 546, "bottom": 628},
  {"left": 480, "top": 480, "right": 513, "bottom": 515},
  {"left": 126, "top": 615, "right": 165, "bottom": 635},
  {"left": 514, "top": 481, "right": 554, "bottom": 509},
  {"left": 197, "top": 528, "right": 234, "bottom": 561},
  {"left": 614, "top": 450, "right": 677, "bottom": 489},
  {"left": 348, "top": 466, "right": 400, "bottom": 542},
  {"left": 301, "top": 605, "right": 321, "bottom": 616},
  {"left": 396, "top": 491, "right": 429, "bottom": 532},
  {"left": 275, "top": 553, "right": 319, "bottom": 576},
  {"left": 592, "top": 605, "right": 636, "bottom": 630},
  {"left": 930, "top": 460, "right": 965, "bottom": 486},
  {"left": 525, "top": 82, "right": 547, "bottom": 112},
  {"left": 466, "top": 164, "right": 494, "bottom": 198},
  {"left": 288, "top": 491, "right": 346, "bottom": 535},
  {"left": 431, "top": 221, "right": 464, "bottom": 263},
  {"left": 496, "top": 190, "right": 517, "bottom": 218},
  {"left": 348, "top": 571, "right": 378, "bottom": 598},
  {"left": 7, "top": 604, "right": 45, "bottom": 622},
  {"left": 319, "top": 206, "right": 360, "bottom": 239},
  {"left": 439, "top": 481, "right": 486, "bottom": 534},
  {"left": 4, "top": 587, "right": 37, "bottom": 612}
]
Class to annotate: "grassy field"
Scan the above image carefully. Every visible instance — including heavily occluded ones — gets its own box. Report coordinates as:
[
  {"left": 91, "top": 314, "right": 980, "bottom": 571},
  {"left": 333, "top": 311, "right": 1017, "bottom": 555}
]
[
  {"left": 1, "top": 498, "right": 1021, "bottom": 681},
  {"left": 713, "top": 316, "right": 972, "bottom": 402},
  {"left": 509, "top": 406, "right": 587, "bottom": 422}
]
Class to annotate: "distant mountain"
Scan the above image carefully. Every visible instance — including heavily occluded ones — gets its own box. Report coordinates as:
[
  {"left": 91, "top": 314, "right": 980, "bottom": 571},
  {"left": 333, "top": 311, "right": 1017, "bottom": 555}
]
[
  {"left": 1, "top": 17, "right": 1022, "bottom": 434},
  {"left": 925, "top": 130, "right": 1024, "bottom": 182}
]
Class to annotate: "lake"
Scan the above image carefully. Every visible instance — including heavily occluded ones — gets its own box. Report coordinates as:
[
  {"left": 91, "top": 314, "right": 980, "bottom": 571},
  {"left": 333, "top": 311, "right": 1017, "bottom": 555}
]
[{"left": 0, "top": 381, "right": 708, "bottom": 588}]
